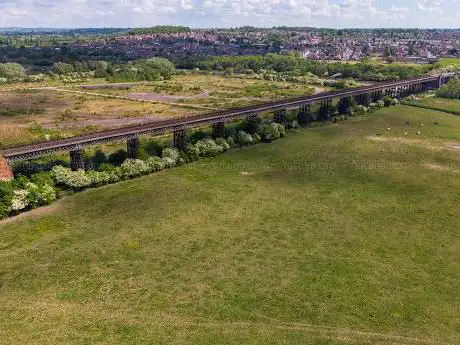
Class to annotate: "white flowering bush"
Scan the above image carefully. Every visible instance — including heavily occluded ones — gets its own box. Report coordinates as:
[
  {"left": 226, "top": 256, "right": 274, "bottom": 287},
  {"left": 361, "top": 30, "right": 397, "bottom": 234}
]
[
  {"left": 215, "top": 138, "right": 231, "bottom": 151},
  {"left": 10, "top": 189, "right": 30, "bottom": 212},
  {"left": 25, "top": 182, "right": 41, "bottom": 207},
  {"left": 194, "top": 139, "right": 225, "bottom": 157},
  {"left": 50, "top": 165, "right": 72, "bottom": 185},
  {"left": 162, "top": 148, "right": 180, "bottom": 161},
  {"left": 260, "top": 124, "right": 281, "bottom": 142},
  {"left": 162, "top": 157, "right": 177, "bottom": 169},
  {"left": 50, "top": 166, "right": 92, "bottom": 189},
  {"left": 87, "top": 170, "right": 120, "bottom": 186},
  {"left": 356, "top": 105, "right": 369, "bottom": 113},
  {"left": 253, "top": 133, "right": 262, "bottom": 143},
  {"left": 226, "top": 136, "right": 236, "bottom": 147},
  {"left": 272, "top": 123, "right": 286, "bottom": 137},
  {"left": 39, "top": 184, "right": 57, "bottom": 205},
  {"left": 161, "top": 148, "right": 181, "bottom": 168},
  {"left": 120, "top": 159, "right": 150, "bottom": 178},
  {"left": 236, "top": 131, "right": 254, "bottom": 146},
  {"left": 146, "top": 156, "right": 166, "bottom": 172},
  {"left": 186, "top": 144, "right": 201, "bottom": 161}
]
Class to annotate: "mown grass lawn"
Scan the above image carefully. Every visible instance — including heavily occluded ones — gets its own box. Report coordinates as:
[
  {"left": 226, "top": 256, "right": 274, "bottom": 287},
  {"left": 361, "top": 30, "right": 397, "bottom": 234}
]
[{"left": 0, "top": 106, "right": 459, "bottom": 345}]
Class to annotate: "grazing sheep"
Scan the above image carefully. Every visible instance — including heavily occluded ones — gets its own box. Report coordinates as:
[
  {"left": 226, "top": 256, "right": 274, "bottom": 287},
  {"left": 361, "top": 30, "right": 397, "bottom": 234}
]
[
  {"left": 404, "top": 132, "right": 408, "bottom": 136},
  {"left": 417, "top": 131, "right": 421, "bottom": 136}
]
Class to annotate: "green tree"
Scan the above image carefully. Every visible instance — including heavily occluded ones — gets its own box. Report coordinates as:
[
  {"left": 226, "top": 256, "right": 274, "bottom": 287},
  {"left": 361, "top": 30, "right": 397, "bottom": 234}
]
[
  {"left": 52, "top": 62, "right": 74, "bottom": 74},
  {"left": 0, "top": 63, "right": 26, "bottom": 81}
]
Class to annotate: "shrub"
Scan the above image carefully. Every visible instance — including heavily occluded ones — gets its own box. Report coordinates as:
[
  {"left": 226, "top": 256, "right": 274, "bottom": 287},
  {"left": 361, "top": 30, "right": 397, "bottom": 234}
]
[
  {"left": 260, "top": 124, "right": 281, "bottom": 142},
  {"left": 0, "top": 181, "right": 14, "bottom": 219},
  {"left": 194, "top": 139, "right": 225, "bottom": 157},
  {"left": 146, "top": 156, "right": 166, "bottom": 172},
  {"left": 287, "top": 120, "right": 299, "bottom": 129},
  {"left": 120, "top": 159, "right": 150, "bottom": 178},
  {"left": 87, "top": 170, "right": 119, "bottom": 186},
  {"left": 241, "top": 116, "right": 263, "bottom": 134},
  {"left": 236, "top": 131, "right": 254, "bottom": 146},
  {"left": 272, "top": 122, "right": 286, "bottom": 137},
  {"left": 91, "top": 150, "right": 108, "bottom": 168},
  {"left": 383, "top": 96, "right": 393, "bottom": 107},
  {"left": 25, "top": 182, "right": 41, "bottom": 208},
  {"left": 50, "top": 166, "right": 92, "bottom": 189},
  {"left": 162, "top": 157, "right": 177, "bottom": 169},
  {"left": 162, "top": 148, "right": 180, "bottom": 161},
  {"left": 141, "top": 139, "right": 167, "bottom": 157},
  {"left": 10, "top": 189, "right": 29, "bottom": 212},
  {"left": 108, "top": 149, "right": 127, "bottom": 166},
  {"left": 39, "top": 184, "right": 57, "bottom": 205},
  {"left": 99, "top": 163, "right": 117, "bottom": 172},
  {"left": 186, "top": 144, "right": 201, "bottom": 161},
  {"left": 215, "top": 138, "right": 231, "bottom": 151},
  {"left": 31, "top": 172, "right": 54, "bottom": 187},
  {"left": 253, "top": 133, "right": 262, "bottom": 143},
  {"left": 226, "top": 136, "right": 236, "bottom": 147}
]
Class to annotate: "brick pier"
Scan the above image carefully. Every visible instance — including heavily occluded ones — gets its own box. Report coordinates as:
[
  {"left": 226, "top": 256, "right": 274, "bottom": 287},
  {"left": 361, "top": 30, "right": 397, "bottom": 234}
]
[{"left": 0, "top": 157, "right": 13, "bottom": 181}]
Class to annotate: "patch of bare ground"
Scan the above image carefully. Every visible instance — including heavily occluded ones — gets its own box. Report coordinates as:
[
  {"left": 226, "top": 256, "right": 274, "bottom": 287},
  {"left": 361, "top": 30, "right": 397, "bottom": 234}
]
[{"left": 445, "top": 142, "right": 460, "bottom": 150}]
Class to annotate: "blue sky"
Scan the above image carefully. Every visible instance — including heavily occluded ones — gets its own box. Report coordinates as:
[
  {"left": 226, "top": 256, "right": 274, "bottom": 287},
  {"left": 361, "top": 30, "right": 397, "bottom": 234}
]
[{"left": 0, "top": 0, "right": 456, "bottom": 28}]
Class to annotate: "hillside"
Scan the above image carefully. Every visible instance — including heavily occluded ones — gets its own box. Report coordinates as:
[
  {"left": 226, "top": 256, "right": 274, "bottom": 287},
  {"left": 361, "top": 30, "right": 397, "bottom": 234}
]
[{"left": 0, "top": 106, "right": 459, "bottom": 344}]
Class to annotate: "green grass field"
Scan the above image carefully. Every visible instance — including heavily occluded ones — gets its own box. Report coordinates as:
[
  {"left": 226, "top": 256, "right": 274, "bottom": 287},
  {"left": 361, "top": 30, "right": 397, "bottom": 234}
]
[
  {"left": 408, "top": 97, "right": 460, "bottom": 114},
  {"left": 1, "top": 106, "right": 459, "bottom": 344}
]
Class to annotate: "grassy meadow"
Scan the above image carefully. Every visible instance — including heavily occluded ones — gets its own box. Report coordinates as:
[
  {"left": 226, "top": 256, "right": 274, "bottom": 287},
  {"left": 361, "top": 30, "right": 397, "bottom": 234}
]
[
  {"left": 406, "top": 97, "right": 460, "bottom": 114},
  {"left": 0, "top": 105, "right": 459, "bottom": 344}
]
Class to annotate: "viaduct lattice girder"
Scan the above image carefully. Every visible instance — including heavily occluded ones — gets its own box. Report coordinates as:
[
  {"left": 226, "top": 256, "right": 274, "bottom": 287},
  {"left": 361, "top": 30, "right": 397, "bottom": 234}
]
[{"left": 0, "top": 75, "right": 453, "bottom": 162}]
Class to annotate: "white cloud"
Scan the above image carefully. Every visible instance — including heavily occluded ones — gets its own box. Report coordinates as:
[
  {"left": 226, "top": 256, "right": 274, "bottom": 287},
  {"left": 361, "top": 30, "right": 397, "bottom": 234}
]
[
  {"left": 0, "top": 0, "right": 455, "bottom": 28},
  {"left": 417, "top": 0, "right": 444, "bottom": 13}
]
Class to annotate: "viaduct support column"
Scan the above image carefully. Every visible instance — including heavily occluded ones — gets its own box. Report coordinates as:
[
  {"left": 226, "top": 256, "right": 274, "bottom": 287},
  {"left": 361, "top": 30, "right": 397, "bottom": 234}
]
[
  {"left": 173, "top": 129, "right": 187, "bottom": 151},
  {"left": 338, "top": 97, "right": 350, "bottom": 114},
  {"left": 319, "top": 101, "right": 332, "bottom": 122},
  {"left": 297, "top": 104, "right": 311, "bottom": 127},
  {"left": 274, "top": 109, "right": 287, "bottom": 124},
  {"left": 70, "top": 147, "right": 85, "bottom": 171},
  {"left": 212, "top": 121, "right": 226, "bottom": 139},
  {"left": 0, "top": 157, "right": 13, "bottom": 181},
  {"left": 127, "top": 137, "right": 140, "bottom": 159}
]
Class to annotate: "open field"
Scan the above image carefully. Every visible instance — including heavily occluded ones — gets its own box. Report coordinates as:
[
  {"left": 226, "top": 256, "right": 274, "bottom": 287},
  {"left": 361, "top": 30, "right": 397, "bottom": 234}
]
[
  {"left": 79, "top": 75, "right": 319, "bottom": 107},
  {"left": 405, "top": 97, "right": 460, "bottom": 115},
  {"left": 1, "top": 105, "right": 459, "bottom": 344},
  {"left": 0, "top": 88, "right": 199, "bottom": 148},
  {"left": 0, "top": 75, "right": 319, "bottom": 148}
]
